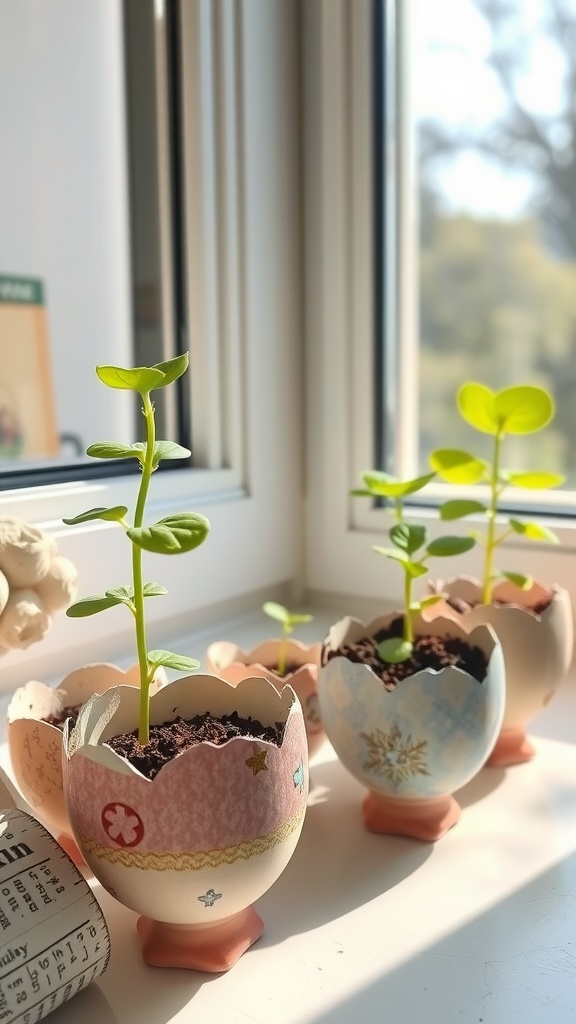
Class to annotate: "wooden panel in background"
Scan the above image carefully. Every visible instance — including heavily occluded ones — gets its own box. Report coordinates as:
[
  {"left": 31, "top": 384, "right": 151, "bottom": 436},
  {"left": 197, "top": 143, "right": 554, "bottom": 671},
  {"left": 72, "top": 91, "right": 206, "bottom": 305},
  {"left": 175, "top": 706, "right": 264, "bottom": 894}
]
[{"left": 0, "top": 275, "right": 59, "bottom": 459}]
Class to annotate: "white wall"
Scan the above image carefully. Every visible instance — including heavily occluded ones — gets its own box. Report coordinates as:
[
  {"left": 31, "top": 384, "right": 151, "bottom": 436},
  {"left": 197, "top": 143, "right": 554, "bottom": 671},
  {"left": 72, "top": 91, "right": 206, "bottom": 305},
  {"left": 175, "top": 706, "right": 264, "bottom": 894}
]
[{"left": 0, "top": 0, "right": 133, "bottom": 450}]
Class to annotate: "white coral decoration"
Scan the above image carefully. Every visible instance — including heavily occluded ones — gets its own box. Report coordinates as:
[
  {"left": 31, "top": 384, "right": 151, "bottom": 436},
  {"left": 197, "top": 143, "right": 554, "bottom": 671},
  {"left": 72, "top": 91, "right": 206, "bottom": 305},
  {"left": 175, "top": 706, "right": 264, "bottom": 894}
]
[{"left": 0, "top": 517, "right": 78, "bottom": 653}]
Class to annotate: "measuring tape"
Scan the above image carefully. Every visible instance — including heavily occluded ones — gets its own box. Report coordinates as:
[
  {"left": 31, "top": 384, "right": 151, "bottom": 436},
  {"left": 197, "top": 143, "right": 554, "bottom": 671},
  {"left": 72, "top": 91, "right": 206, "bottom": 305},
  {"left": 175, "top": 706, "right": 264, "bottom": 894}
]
[{"left": 0, "top": 773, "right": 110, "bottom": 1022}]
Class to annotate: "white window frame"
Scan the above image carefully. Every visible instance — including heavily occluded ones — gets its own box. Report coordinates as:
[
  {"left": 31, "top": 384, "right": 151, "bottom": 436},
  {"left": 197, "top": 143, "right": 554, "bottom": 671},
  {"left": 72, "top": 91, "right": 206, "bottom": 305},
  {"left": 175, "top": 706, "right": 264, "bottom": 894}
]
[
  {"left": 0, "top": 0, "right": 304, "bottom": 691},
  {"left": 3, "top": 0, "right": 575, "bottom": 699},
  {"left": 303, "top": 0, "right": 576, "bottom": 616}
]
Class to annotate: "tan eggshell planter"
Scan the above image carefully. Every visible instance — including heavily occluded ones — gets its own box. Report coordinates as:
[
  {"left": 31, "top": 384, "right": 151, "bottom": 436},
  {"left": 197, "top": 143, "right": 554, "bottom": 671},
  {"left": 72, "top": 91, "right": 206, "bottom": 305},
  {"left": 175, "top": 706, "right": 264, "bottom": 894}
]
[
  {"left": 425, "top": 578, "right": 573, "bottom": 766},
  {"left": 206, "top": 638, "right": 325, "bottom": 758},
  {"left": 318, "top": 613, "right": 505, "bottom": 841},
  {"left": 63, "top": 675, "right": 308, "bottom": 972},
  {"left": 7, "top": 663, "right": 164, "bottom": 863}
]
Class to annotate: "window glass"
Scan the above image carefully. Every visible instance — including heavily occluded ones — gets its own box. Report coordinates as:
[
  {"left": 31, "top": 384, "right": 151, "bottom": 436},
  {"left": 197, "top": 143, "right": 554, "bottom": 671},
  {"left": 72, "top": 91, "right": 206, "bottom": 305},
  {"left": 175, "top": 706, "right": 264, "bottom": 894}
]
[
  {"left": 415, "top": 0, "right": 576, "bottom": 487},
  {"left": 0, "top": 0, "right": 180, "bottom": 481}
]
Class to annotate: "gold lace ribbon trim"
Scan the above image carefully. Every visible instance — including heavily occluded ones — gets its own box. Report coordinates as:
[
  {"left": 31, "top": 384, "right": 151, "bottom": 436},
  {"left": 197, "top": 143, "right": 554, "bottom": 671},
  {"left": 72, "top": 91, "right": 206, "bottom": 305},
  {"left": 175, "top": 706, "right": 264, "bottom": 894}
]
[{"left": 79, "top": 807, "right": 305, "bottom": 871}]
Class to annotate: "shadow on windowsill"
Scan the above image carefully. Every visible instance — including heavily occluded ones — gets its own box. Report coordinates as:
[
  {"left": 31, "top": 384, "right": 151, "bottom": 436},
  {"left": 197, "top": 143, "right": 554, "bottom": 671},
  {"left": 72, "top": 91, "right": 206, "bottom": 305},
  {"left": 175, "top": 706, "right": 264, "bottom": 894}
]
[{"left": 255, "top": 753, "right": 433, "bottom": 948}]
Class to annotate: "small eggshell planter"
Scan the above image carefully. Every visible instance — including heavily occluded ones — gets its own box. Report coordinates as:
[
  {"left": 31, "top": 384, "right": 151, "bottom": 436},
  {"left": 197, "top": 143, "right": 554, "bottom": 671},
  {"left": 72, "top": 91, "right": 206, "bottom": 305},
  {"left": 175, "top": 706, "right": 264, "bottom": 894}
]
[
  {"left": 63, "top": 674, "right": 308, "bottom": 973},
  {"left": 426, "top": 578, "right": 573, "bottom": 767},
  {"left": 317, "top": 613, "right": 505, "bottom": 842},
  {"left": 7, "top": 663, "right": 163, "bottom": 864},
  {"left": 206, "top": 638, "right": 325, "bottom": 758}
]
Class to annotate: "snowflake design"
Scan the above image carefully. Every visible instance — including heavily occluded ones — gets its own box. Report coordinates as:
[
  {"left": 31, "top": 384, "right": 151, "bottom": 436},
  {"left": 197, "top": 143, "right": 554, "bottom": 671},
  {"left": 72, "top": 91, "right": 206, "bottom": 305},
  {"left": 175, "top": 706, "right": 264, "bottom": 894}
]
[
  {"left": 101, "top": 802, "right": 144, "bottom": 848},
  {"left": 361, "top": 723, "right": 430, "bottom": 787},
  {"left": 198, "top": 888, "right": 222, "bottom": 908},
  {"left": 293, "top": 760, "right": 305, "bottom": 792}
]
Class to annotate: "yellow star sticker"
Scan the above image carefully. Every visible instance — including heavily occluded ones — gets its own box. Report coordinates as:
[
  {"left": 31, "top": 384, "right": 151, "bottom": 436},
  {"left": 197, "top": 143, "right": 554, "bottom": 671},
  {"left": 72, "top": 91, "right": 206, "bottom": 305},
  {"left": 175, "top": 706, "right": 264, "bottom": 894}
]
[{"left": 245, "top": 748, "right": 268, "bottom": 776}]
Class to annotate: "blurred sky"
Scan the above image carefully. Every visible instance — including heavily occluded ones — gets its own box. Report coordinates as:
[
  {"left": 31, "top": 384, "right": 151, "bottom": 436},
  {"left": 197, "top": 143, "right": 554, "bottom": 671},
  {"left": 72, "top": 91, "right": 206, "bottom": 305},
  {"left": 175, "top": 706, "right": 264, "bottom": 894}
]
[{"left": 413, "top": 0, "right": 567, "bottom": 217}]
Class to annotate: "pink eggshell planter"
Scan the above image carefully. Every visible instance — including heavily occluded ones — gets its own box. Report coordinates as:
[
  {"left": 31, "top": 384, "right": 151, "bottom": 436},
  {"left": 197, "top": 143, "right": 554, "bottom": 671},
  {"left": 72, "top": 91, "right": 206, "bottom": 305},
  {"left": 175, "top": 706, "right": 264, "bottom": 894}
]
[
  {"left": 7, "top": 663, "right": 163, "bottom": 863},
  {"left": 64, "top": 674, "right": 308, "bottom": 972},
  {"left": 207, "top": 638, "right": 325, "bottom": 758},
  {"left": 425, "top": 578, "right": 573, "bottom": 766}
]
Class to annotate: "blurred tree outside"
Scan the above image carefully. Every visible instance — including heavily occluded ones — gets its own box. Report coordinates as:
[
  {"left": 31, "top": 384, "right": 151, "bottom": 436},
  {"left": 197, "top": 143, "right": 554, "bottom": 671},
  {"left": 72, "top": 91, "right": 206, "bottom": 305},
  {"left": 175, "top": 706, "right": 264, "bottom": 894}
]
[{"left": 416, "top": 0, "right": 576, "bottom": 485}]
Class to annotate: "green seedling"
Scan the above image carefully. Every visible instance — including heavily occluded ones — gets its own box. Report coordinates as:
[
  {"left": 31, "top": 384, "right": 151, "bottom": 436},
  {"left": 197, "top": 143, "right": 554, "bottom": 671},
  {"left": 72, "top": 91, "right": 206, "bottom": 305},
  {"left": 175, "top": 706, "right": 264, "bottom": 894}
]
[
  {"left": 352, "top": 472, "right": 475, "bottom": 663},
  {"left": 262, "top": 602, "right": 313, "bottom": 676},
  {"left": 63, "top": 354, "right": 210, "bottom": 745},
  {"left": 430, "top": 382, "right": 563, "bottom": 606}
]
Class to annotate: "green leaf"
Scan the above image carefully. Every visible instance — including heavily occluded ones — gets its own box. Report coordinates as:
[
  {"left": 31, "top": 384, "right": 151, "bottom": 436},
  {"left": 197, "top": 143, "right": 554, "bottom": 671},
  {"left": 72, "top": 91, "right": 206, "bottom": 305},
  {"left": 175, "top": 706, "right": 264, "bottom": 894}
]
[
  {"left": 457, "top": 383, "right": 555, "bottom": 438},
  {"left": 429, "top": 448, "right": 488, "bottom": 484},
  {"left": 390, "top": 523, "right": 426, "bottom": 554},
  {"left": 96, "top": 438, "right": 181, "bottom": 476},
  {"left": 457, "top": 383, "right": 499, "bottom": 435},
  {"left": 377, "top": 638, "right": 413, "bottom": 664},
  {"left": 106, "top": 586, "right": 134, "bottom": 603},
  {"left": 426, "top": 535, "right": 476, "bottom": 557},
  {"left": 263, "top": 601, "right": 289, "bottom": 624},
  {"left": 409, "top": 595, "right": 444, "bottom": 612},
  {"left": 62, "top": 505, "right": 128, "bottom": 525},
  {"left": 127, "top": 512, "right": 210, "bottom": 555},
  {"left": 506, "top": 470, "right": 565, "bottom": 490},
  {"left": 405, "top": 561, "right": 429, "bottom": 579},
  {"left": 500, "top": 571, "right": 533, "bottom": 590},
  {"left": 96, "top": 365, "right": 166, "bottom": 392},
  {"left": 152, "top": 441, "right": 191, "bottom": 469},
  {"left": 86, "top": 442, "right": 145, "bottom": 462},
  {"left": 372, "top": 546, "right": 409, "bottom": 564},
  {"left": 439, "top": 499, "right": 487, "bottom": 520},
  {"left": 66, "top": 594, "right": 124, "bottom": 617},
  {"left": 150, "top": 353, "right": 189, "bottom": 387},
  {"left": 147, "top": 650, "right": 200, "bottom": 672},
  {"left": 359, "top": 471, "right": 396, "bottom": 496},
  {"left": 509, "top": 519, "right": 559, "bottom": 544},
  {"left": 143, "top": 583, "right": 169, "bottom": 597},
  {"left": 418, "top": 594, "right": 445, "bottom": 609},
  {"left": 494, "top": 385, "right": 554, "bottom": 435},
  {"left": 350, "top": 489, "right": 378, "bottom": 498},
  {"left": 288, "top": 613, "right": 314, "bottom": 625},
  {"left": 361, "top": 470, "right": 436, "bottom": 497}
]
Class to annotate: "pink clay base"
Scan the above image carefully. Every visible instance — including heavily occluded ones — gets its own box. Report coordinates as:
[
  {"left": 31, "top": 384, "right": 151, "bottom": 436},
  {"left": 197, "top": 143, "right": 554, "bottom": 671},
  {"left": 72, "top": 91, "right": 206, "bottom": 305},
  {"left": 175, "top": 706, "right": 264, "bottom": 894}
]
[
  {"left": 137, "top": 906, "right": 264, "bottom": 972},
  {"left": 362, "top": 791, "right": 461, "bottom": 842},
  {"left": 57, "top": 832, "right": 86, "bottom": 867},
  {"left": 486, "top": 728, "right": 536, "bottom": 767}
]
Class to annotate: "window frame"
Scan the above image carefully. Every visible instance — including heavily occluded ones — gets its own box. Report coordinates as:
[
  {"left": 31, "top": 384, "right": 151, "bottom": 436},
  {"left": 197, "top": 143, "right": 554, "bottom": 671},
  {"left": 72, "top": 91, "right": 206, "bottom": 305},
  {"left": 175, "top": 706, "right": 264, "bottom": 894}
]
[
  {"left": 0, "top": 0, "right": 305, "bottom": 692},
  {"left": 303, "top": 0, "right": 576, "bottom": 616},
  {"left": 2, "top": 0, "right": 575, "bottom": 698}
]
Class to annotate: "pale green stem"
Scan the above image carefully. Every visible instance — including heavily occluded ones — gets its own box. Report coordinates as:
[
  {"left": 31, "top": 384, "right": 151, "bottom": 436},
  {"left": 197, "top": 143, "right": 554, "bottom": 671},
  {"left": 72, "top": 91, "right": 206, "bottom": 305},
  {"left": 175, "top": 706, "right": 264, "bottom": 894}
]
[
  {"left": 134, "top": 392, "right": 156, "bottom": 745},
  {"left": 494, "top": 525, "right": 513, "bottom": 547},
  {"left": 404, "top": 570, "right": 413, "bottom": 644},
  {"left": 482, "top": 431, "right": 503, "bottom": 605}
]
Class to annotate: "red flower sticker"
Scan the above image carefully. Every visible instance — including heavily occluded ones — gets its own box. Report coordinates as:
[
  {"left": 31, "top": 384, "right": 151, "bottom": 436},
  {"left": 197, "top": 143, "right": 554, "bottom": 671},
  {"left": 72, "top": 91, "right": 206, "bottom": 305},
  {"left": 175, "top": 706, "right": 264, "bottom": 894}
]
[{"left": 101, "top": 802, "right": 144, "bottom": 847}]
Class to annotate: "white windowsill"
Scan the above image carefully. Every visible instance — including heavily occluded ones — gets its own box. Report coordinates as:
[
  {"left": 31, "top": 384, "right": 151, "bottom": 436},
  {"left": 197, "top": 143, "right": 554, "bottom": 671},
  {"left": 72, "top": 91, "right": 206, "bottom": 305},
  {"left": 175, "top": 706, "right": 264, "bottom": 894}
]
[{"left": 0, "top": 602, "right": 575, "bottom": 1023}]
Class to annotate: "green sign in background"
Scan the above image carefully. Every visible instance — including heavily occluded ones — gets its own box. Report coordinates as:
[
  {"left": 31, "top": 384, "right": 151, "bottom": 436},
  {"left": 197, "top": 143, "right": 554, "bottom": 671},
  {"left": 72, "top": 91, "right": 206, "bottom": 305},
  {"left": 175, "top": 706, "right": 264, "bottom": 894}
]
[{"left": 0, "top": 276, "right": 44, "bottom": 305}]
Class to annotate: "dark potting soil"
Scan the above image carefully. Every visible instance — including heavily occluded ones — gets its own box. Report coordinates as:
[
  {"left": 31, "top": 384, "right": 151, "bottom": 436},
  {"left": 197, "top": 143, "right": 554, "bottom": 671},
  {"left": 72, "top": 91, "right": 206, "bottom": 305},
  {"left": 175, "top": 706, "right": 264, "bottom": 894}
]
[
  {"left": 446, "top": 595, "right": 551, "bottom": 616},
  {"left": 265, "top": 662, "right": 298, "bottom": 679},
  {"left": 43, "top": 704, "right": 83, "bottom": 730},
  {"left": 106, "top": 711, "right": 285, "bottom": 780},
  {"left": 322, "top": 617, "right": 488, "bottom": 690}
]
